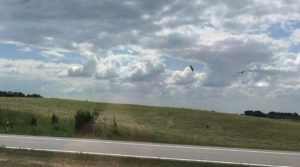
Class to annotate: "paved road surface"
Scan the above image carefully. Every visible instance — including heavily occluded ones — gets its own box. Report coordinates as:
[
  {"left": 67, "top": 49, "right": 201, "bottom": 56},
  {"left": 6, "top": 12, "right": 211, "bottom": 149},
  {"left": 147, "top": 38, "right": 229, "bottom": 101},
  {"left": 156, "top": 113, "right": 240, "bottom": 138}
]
[{"left": 0, "top": 134, "right": 300, "bottom": 167}]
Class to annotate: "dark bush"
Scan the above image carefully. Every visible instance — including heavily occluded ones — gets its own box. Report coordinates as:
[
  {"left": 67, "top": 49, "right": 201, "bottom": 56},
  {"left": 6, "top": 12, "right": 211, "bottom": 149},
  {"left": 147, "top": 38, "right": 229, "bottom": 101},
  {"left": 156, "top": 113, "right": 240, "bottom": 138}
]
[
  {"left": 74, "top": 110, "right": 93, "bottom": 131},
  {"left": 51, "top": 114, "right": 59, "bottom": 124},
  {"left": 30, "top": 116, "right": 37, "bottom": 126},
  {"left": 113, "top": 116, "right": 118, "bottom": 128},
  {"left": 26, "top": 93, "right": 43, "bottom": 98}
]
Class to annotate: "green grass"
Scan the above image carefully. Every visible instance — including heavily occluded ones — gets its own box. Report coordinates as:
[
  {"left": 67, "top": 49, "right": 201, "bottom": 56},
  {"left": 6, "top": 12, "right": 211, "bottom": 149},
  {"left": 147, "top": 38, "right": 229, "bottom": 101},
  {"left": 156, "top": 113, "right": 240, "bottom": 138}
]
[
  {"left": 0, "top": 97, "right": 300, "bottom": 151},
  {"left": 0, "top": 148, "right": 245, "bottom": 167},
  {"left": 0, "top": 108, "right": 74, "bottom": 137}
]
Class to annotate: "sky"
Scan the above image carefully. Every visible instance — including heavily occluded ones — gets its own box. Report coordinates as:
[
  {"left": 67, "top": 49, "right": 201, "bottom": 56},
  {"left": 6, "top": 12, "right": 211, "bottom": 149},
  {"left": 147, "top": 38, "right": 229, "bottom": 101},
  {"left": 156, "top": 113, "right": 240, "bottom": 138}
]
[{"left": 0, "top": 0, "right": 300, "bottom": 113}]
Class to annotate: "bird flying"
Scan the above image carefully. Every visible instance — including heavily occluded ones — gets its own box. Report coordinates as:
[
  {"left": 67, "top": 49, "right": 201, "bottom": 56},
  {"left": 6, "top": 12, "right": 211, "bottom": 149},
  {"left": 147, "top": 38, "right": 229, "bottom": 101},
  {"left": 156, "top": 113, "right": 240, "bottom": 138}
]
[
  {"left": 189, "top": 65, "right": 194, "bottom": 72},
  {"left": 237, "top": 70, "right": 246, "bottom": 74}
]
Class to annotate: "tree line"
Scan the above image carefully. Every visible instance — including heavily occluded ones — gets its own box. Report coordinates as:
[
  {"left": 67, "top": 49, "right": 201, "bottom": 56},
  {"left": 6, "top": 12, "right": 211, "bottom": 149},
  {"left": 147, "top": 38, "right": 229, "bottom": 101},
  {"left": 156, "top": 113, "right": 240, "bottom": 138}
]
[
  {"left": 244, "top": 110, "right": 300, "bottom": 120},
  {"left": 0, "top": 90, "right": 43, "bottom": 98}
]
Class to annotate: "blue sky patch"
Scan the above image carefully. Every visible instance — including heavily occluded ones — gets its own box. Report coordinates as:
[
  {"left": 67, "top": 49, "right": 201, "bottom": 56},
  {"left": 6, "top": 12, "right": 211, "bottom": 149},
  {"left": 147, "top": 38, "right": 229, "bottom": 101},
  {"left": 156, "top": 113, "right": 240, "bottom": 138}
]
[
  {"left": 0, "top": 44, "right": 46, "bottom": 61},
  {"left": 0, "top": 44, "right": 82, "bottom": 64}
]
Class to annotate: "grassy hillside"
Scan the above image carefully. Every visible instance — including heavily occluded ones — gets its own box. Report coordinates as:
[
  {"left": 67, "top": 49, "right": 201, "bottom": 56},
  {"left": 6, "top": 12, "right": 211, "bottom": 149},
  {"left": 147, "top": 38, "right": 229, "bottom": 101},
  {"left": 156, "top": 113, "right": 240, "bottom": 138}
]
[
  {"left": 0, "top": 97, "right": 300, "bottom": 151},
  {"left": 0, "top": 148, "right": 245, "bottom": 167}
]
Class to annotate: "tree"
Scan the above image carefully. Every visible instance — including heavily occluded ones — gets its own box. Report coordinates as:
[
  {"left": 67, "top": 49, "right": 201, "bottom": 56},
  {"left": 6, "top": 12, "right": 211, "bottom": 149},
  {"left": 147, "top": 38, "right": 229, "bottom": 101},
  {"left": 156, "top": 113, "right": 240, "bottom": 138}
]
[
  {"left": 244, "top": 110, "right": 254, "bottom": 116},
  {"left": 26, "top": 94, "right": 43, "bottom": 98},
  {"left": 0, "top": 90, "right": 42, "bottom": 98},
  {"left": 253, "top": 110, "right": 266, "bottom": 117}
]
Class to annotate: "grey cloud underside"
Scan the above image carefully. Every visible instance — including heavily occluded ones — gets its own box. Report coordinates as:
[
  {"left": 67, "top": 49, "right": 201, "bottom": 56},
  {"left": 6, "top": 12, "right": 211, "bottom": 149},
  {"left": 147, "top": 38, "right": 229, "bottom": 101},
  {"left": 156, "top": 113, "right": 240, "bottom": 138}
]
[
  {"left": 0, "top": 0, "right": 168, "bottom": 47},
  {"left": 2, "top": 0, "right": 298, "bottom": 47}
]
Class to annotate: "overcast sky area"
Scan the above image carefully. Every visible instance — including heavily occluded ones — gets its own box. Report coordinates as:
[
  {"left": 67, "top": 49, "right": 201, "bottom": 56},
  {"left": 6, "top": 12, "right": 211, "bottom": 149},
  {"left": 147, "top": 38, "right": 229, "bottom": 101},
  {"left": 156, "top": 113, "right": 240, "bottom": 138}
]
[{"left": 0, "top": 0, "right": 300, "bottom": 113}]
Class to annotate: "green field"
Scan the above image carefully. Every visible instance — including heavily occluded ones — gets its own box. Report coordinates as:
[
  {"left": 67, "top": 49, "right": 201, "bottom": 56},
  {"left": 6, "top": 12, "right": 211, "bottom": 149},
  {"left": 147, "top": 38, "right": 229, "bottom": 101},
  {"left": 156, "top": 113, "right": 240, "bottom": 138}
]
[
  {"left": 0, "top": 148, "right": 245, "bottom": 167},
  {"left": 0, "top": 97, "right": 300, "bottom": 151}
]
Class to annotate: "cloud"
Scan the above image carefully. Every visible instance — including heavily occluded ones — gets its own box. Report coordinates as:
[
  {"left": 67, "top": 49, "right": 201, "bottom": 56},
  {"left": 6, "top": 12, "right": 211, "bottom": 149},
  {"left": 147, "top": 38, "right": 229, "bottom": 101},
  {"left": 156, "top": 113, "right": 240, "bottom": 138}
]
[
  {"left": 122, "top": 56, "right": 165, "bottom": 81},
  {"left": 160, "top": 32, "right": 287, "bottom": 87},
  {"left": 290, "top": 29, "right": 300, "bottom": 44},
  {"left": 67, "top": 43, "right": 98, "bottom": 77},
  {"left": 165, "top": 67, "right": 204, "bottom": 86},
  {"left": 40, "top": 48, "right": 70, "bottom": 60},
  {"left": 67, "top": 44, "right": 166, "bottom": 82},
  {"left": 0, "top": 58, "right": 72, "bottom": 78},
  {"left": 0, "top": 0, "right": 298, "bottom": 51},
  {"left": 67, "top": 56, "right": 98, "bottom": 77},
  {"left": 255, "top": 81, "right": 270, "bottom": 88},
  {"left": 95, "top": 55, "right": 122, "bottom": 79}
]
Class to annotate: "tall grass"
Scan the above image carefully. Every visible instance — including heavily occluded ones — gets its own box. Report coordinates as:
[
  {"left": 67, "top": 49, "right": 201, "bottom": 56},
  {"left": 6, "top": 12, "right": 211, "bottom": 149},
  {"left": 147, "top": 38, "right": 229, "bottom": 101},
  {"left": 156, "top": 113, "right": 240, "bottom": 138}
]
[{"left": 0, "top": 108, "right": 74, "bottom": 137}]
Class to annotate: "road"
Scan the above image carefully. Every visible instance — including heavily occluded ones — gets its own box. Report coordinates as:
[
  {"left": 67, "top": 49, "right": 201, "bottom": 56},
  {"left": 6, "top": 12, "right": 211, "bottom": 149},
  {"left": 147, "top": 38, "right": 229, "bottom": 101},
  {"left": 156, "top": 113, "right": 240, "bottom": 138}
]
[{"left": 0, "top": 134, "right": 300, "bottom": 167}]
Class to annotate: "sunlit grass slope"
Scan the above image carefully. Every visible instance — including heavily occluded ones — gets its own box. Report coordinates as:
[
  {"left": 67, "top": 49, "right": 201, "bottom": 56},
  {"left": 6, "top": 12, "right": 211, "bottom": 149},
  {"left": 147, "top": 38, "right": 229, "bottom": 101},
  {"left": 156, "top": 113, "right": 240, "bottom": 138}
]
[{"left": 0, "top": 97, "right": 300, "bottom": 151}]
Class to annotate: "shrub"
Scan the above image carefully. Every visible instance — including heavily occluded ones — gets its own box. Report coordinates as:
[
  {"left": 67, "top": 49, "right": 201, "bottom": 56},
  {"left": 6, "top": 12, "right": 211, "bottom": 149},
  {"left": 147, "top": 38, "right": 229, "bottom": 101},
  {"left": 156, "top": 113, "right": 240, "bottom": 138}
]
[
  {"left": 26, "top": 94, "right": 43, "bottom": 98},
  {"left": 74, "top": 110, "right": 93, "bottom": 131},
  {"left": 113, "top": 116, "right": 118, "bottom": 128},
  {"left": 30, "top": 116, "right": 37, "bottom": 126},
  {"left": 51, "top": 114, "right": 59, "bottom": 124}
]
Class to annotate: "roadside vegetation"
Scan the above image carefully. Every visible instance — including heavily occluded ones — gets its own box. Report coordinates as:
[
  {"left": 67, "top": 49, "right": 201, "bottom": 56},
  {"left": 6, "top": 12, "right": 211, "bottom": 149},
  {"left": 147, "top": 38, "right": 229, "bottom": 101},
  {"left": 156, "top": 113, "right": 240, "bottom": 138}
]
[
  {"left": 0, "top": 97, "right": 300, "bottom": 151},
  {"left": 0, "top": 148, "right": 246, "bottom": 167},
  {"left": 0, "top": 108, "right": 73, "bottom": 137}
]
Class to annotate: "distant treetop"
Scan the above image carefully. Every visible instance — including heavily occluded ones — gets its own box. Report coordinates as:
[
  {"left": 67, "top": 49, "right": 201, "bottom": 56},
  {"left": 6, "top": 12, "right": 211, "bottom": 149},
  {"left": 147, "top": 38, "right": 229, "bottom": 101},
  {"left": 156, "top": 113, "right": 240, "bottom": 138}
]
[
  {"left": 0, "top": 91, "right": 43, "bottom": 98},
  {"left": 244, "top": 110, "right": 299, "bottom": 120}
]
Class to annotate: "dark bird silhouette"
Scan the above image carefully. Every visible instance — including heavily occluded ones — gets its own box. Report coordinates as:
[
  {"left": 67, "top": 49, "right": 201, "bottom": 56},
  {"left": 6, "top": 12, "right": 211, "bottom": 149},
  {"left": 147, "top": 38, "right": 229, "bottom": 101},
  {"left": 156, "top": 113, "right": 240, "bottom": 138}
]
[
  {"left": 237, "top": 70, "right": 246, "bottom": 74},
  {"left": 189, "top": 65, "right": 194, "bottom": 72}
]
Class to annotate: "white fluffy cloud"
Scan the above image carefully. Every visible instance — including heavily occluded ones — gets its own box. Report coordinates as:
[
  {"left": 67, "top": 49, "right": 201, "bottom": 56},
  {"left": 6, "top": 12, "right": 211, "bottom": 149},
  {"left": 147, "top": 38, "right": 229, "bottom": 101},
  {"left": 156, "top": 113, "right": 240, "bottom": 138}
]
[
  {"left": 67, "top": 43, "right": 166, "bottom": 83},
  {"left": 290, "top": 29, "right": 300, "bottom": 44},
  {"left": 122, "top": 56, "right": 165, "bottom": 81},
  {"left": 165, "top": 67, "right": 204, "bottom": 87}
]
